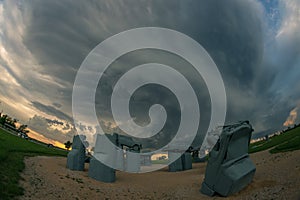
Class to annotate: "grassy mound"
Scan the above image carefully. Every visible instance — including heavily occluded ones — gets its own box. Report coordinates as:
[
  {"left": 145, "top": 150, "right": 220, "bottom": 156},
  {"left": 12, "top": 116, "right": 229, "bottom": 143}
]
[
  {"left": 249, "top": 127, "right": 300, "bottom": 154},
  {"left": 0, "top": 129, "right": 67, "bottom": 200}
]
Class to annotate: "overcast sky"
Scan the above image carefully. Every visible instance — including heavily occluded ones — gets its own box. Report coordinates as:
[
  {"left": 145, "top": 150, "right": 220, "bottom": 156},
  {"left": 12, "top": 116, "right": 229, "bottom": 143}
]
[{"left": 0, "top": 0, "right": 300, "bottom": 146}]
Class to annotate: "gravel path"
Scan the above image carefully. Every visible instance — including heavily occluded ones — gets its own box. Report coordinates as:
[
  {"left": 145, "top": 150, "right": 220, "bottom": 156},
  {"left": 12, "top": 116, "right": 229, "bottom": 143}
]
[{"left": 19, "top": 150, "right": 300, "bottom": 200}]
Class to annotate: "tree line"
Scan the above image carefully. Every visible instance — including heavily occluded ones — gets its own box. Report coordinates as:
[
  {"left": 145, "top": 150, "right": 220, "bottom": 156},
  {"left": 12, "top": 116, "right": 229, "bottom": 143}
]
[{"left": 0, "top": 112, "right": 29, "bottom": 135}]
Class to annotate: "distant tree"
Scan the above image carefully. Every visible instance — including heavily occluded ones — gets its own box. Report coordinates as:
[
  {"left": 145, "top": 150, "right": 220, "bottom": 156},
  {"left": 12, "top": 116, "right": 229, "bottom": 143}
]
[
  {"left": 18, "top": 124, "right": 28, "bottom": 132},
  {"left": 5, "top": 116, "right": 17, "bottom": 127},
  {"left": 64, "top": 141, "right": 72, "bottom": 150},
  {"left": 0, "top": 114, "right": 7, "bottom": 125}
]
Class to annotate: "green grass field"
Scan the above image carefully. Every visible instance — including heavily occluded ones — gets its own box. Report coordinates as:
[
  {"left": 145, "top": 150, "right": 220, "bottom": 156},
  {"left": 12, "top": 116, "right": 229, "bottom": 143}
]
[
  {"left": 249, "top": 126, "right": 300, "bottom": 154},
  {"left": 151, "top": 159, "right": 169, "bottom": 165},
  {"left": 0, "top": 129, "right": 67, "bottom": 200}
]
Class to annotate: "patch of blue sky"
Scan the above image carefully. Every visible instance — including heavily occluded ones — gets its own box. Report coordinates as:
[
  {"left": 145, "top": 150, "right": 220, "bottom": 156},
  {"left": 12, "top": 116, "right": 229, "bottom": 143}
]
[{"left": 259, "top": 0, "right": 282, "bottom": 45}]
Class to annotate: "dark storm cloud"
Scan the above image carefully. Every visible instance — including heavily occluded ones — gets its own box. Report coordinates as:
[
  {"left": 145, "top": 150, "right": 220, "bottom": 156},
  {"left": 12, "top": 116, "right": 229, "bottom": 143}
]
[
  {"left": 95, "top": 49, "right": 211, "bottom": 147},
  {"left": 31, "top": 101, "right": 73, "bottom": 122},
  {"left": 22, "top": 1, "right": 265, "bottom": 113},
  {"left": 23, "top": 0, "right": 264, "bottom": 85},
  {"left": 1, "top": 0, "right": 300, "bottom": 145}
]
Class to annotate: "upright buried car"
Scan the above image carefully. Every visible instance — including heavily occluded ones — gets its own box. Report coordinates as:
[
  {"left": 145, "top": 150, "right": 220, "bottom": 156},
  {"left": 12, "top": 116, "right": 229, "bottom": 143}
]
[{"left": 201, "top": 121, "right": 256, "bottom": 197}]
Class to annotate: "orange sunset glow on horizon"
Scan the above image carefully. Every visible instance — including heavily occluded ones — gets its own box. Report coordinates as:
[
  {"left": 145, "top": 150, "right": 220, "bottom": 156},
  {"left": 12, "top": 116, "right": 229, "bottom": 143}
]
[{"left": 27, "top": 128, "right": 67, "bottom": 149}]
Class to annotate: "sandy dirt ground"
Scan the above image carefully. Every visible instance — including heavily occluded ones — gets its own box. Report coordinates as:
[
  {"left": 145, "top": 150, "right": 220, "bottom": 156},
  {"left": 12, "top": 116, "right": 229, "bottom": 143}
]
[{"left": 19, "top": 150, "right": 300, "bottom": 200}]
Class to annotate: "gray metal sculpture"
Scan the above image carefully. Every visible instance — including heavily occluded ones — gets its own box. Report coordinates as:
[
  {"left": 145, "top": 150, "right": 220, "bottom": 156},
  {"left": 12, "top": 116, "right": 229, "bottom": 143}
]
[
  {"left": 168, "top": 152, "right": 183, "bottom": 172},
  {"left": 201, "top": 121, "right": 256, "bottom": 197},
  {"left": 88, "top": 158, "right": 116, "bottom": 183},
  {"left": 88, "top": 133, "right": 142, "bottom": 182},
  {"left": 116, "top": 133, "right": 142, "bottom": 152},
  {"left": 168, "top": 151, "right": 192, "bottom": 172},
  {"left": 88, "top": 134, "right": 117, "bottom": 183},
  {"left": 140, "top": 154, "right": 152, "bottom": 166},
  {"left": 115, "top": 133, "right": 142, "bottom": 173},
  {"left": 66, "top": 135, "right": 87, "bottom": 171}
]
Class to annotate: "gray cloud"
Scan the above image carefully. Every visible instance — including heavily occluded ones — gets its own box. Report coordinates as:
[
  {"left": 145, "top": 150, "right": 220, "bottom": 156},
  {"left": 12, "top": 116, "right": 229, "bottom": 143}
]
[
  {"left": 28, "top": 115, "right": 75, "bottom": 142},
  {"left": 31, "top": 101, "right": 73, "bottom": 122},
  {"left": 0, "top": 0, "right": 299, "bottom": 146}
]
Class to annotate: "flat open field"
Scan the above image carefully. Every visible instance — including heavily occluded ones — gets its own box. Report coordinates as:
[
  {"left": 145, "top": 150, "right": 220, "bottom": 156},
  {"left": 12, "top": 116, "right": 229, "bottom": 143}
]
[{"left": 19, "top": 150, "right": 300, "bottom": 200}]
